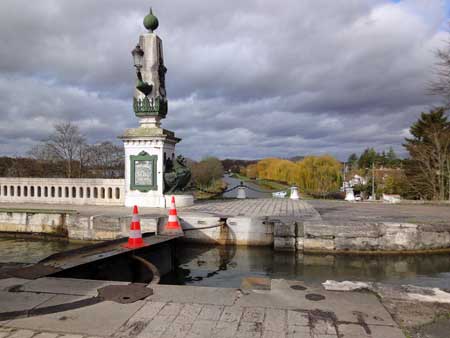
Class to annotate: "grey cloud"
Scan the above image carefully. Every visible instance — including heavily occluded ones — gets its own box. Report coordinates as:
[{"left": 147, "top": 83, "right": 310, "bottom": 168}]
[{"left": 0, "top": 0, "right": 447, "bottom": 161}]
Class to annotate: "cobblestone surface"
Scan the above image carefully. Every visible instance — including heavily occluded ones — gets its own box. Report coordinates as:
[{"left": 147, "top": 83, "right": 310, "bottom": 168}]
[
  {"left": 187, "top": 199, "right": 320, "bottom": 217},
  {"left": 1, "top": 303, "right": 404, "bottom": 337},
  {"left": 0, "top": 279, "right": 406, "bottom": 338}
]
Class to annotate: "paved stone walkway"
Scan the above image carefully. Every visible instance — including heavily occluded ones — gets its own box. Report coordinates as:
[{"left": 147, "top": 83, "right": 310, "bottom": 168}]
[
  {"left": 187, "top": 199, "right": 320, "bottom": 218},
  {"left": 0, "top": 199, "right": 321, "bottom": 218},
  {"left": 0, "top": 277, "right": 405, "bottom": 338}
]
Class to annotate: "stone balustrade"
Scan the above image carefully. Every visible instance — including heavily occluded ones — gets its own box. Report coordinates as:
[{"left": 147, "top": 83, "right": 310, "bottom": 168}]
[{"left": 0, "top": 177, "right": 125, "bottom": 206}]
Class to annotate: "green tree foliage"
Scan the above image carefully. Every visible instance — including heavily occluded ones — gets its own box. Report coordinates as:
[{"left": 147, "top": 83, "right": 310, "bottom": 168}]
[
  {"left": 357, "top": 148, "right": 378, "bottom": 169},
  {"left": 347, "top": 153, "right": 358, "bottom": 169},
  {"left": 190, "top": 157, "right": 224, "bottom": 187},
  {"left": 403, "top": 107, "right": 450, "bottom": 200}
]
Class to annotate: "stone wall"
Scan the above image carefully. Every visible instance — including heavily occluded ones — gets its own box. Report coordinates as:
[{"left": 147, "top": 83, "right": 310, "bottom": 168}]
[
  {"left": 0, "top": 177, "right": 124, "bottom": 206},
  {"left": 301, "top": 221, "right": 450, "bottom": 252}
]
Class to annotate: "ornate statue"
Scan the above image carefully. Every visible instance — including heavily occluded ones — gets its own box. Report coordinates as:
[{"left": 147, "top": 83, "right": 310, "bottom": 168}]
[{"left": 164, "top": 155, "right": 192, "bottom": 193}]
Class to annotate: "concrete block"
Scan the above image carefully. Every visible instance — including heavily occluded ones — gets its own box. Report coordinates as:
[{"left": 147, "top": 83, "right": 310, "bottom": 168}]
[
  {"left": 287, "top": 310, "right": 309, "bottom": 326},
  {"left": 273, "top": 221, "right": 295, "bottom": 237},
  {"left": 7, "top": 300, "right": 144, "bottom": 337},
  {"left": 20, "top": 277, "right": 128, "bottom": 296},
  {"left": 198, "top": 305, "right": 224, "bottom": 321},
  {"left": 213, "top": 321, "right": 239, "bottom": 337},
  {"left": 380, "top": 224, "right": 418, "bottom": 250},
  {"left": 263, "top": 308, "right": 285, "bottom": 332},
  {"left": 180, "top": 215, "right": 222, "bottom": 230},
  {"left": 334, "top": 223, "right": 381, "bottom": 238},
  {"left": 219, "top": 305, "right": 244, "bottom": 322},
  {"left": 335, "top": 237, "right": 380, "bottom": 251},
  {"left": 7, "top": 330, "right": 36, "bottom": 338},
  {"left": 296, "top": 221, "right": 304, "bottom": 237},
  {"left": 226, "top": 217, "right": 273, "bottom": 246},
  {"left": 303, "top": 238, "right": 335, "bottom": 251},
  {"left": 296, "top": 237, "right": 304, "bottom": 251},
  {"left": 274, "top": 237, "right": 296, "bottom": 252},
  {"left": 92, "top": 216, "right": 121, "bottom": 231},
  {"left": 27, "top": 213, "right": 62, "bottom": 227},
  {"left": 304, "top": 221, "right": 335, "bottom": 238},
  {"left": 139, "top": 216, "right": 158, "bottom": 234},
  {"left": 189, "top": 319, "right": 217, "bottom": 336},
  {"left": 114, "top": 301, "right": 166, "bottom": 337},
  {"left": 32, "top": 333, "right": 60, "bottom": 338},
  {"left": 0, "top": 290, "right": 53, "bottom": 312},
  {"left": 242, "top": 307, "right": 265, "bottom": 323},
  {"left": 368, "top": 324, "right": 407, "bottom": 338},
  {"left": 0, "top": 278, "right": 31, "bottom": 291},
  {"left": 0, "top": 212, "right": 26, "bottom": 225},
  {"left": 150, "top": 285, "right": 238, "bottom": 305},
  {"left": 418, "top": 231, "right": 450, "bottom": 249}
]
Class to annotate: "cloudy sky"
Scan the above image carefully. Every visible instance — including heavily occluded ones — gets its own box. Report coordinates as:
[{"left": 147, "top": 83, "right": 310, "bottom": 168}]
[{"left": 0, "top": 0, "right": 448, "bottom": 160}]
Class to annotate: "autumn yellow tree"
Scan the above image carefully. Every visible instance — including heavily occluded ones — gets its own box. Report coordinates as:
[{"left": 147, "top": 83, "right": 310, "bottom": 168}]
[
  {"left": 295, "top": 155, "right": 342, "bottom": 195},
  {"left": 246, "top": 164, "right": 258, "bottom": 179}
]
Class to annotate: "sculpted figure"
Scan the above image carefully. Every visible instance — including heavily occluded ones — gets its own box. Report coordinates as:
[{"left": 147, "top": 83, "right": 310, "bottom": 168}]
[{"left": 164, "top": 155, "right": 192, "bottom": 193}]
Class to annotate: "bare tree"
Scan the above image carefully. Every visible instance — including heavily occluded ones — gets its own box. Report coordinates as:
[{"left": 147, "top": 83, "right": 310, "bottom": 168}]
[
  {"left": 404, "top": 108, "right": 450, "bottom": 200},
  {"left": 429, "top": 31, "right": 450, "bottom": 107},
  {"left": 30, "top": 122, "right": 86, "bottom": 178},
  {"left": 84, "top": 142, "right": 124, "bottom": 178}
]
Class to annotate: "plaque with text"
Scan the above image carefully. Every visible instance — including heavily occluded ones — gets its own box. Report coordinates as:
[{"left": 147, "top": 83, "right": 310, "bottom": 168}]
[
  {"left": 134, "top": 160, "right": 153, "bottom": 186},
  {"left": 130, "top": 152, "right": 157, "bottom": 191}
]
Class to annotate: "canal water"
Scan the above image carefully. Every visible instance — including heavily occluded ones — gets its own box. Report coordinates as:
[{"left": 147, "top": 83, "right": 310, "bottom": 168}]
[
  {"left": 222, "top": 175, "right": 274, "bottom": 198},
  {"left": 172, "top": 244, "right": 450, "bottom": 290},
  {"left": 0, "top": 237, "right": 85, "bottom": 264},
  {"left": 1, "top": 237, "right": 450, "bottom": 290}
]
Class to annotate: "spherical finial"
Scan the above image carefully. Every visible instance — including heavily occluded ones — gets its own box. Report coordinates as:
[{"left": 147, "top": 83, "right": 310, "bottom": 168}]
[{"left": 143, "top": 7, "right": 159, "bottom": 32}]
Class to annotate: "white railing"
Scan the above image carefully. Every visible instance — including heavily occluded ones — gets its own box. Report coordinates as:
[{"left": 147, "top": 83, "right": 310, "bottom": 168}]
[{"left": 0, "top": 177, "right": 125, "bottom": 206}]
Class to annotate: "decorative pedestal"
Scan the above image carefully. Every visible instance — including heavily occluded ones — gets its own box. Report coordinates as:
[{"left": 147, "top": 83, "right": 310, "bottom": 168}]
[{"left": 121, "top": 127, "right": 178, "bottom": 208}]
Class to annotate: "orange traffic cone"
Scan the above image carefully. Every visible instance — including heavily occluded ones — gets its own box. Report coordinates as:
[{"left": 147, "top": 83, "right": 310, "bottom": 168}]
[
  {"left": 164, "top": 196, "right": 183, "bottom": 234},
  {"left": 124, "top": 205, "right": 144, "bottom": 248}
]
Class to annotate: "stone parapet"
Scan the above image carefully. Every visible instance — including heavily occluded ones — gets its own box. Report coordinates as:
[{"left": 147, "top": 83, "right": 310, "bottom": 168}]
[{"left": 0, "top": 177, "right": 124, "bottom": 206}]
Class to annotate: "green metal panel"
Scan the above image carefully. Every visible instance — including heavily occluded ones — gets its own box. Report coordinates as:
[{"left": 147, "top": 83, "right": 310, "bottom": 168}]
[{"left": 130, "top": 151, "right": 158, "bottom": 192}]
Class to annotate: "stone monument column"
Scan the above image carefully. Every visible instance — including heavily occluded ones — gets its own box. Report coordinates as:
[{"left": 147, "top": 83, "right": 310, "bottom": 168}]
[{"left": 120, "top": 9, "right": 193, "bottom": 208}]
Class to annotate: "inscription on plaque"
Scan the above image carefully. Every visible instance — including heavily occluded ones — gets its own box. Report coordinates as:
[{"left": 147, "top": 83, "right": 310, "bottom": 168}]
[
  {"left": 130, "top": 152, "right": 157, "bottom": 191},
  {"left": 134, "top": 160, "right": 153, "bottom": 186}
]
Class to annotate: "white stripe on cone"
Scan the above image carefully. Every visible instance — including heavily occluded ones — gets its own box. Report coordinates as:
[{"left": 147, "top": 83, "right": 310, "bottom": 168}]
[
  {"left": 132, "top": 214, "right": 140, "bottom": 222},
  {"left": 129, "top": 229, "right": 142, "bottom": 238},
  {"left": 168, "top": 215, "right": 178, "bottom": 222}
]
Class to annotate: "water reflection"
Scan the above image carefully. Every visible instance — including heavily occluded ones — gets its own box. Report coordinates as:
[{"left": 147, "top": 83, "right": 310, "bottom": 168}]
[
  {"left": 0, "top": 237, "right": 85, "bottom": 263},
  {"left": 173, "top": 244, "right": 450, "bottom": 289}
]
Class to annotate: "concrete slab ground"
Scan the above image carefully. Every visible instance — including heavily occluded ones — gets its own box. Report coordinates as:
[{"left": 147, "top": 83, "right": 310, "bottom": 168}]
[
  {"left": 0, "top": 276, "right": 406, "bottom": 338},
  {"left": 308, "top": 199, "right": 450, "bottom": 225}
]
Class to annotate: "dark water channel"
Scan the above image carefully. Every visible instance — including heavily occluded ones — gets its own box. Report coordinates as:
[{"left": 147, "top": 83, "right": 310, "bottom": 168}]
[
  {"left": 172, "top": 244, "right": 450, "bottom": 289},
  {"left": 1, "top": 237, "right": 450, "bottom": 290}
]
